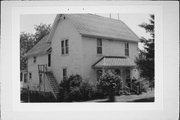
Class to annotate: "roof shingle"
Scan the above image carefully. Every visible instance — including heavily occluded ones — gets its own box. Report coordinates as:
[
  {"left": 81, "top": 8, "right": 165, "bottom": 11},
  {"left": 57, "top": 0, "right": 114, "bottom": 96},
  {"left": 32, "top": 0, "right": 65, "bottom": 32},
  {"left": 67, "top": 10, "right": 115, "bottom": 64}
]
[
  {"left": 66, "top": 14, "right": 139, "bottom": 42},
  {"left": 93, "top": 56, "right": 136, "bottom": 68},
  {"left": 25, "top": 14, "right": 139, "bottom": 57}
]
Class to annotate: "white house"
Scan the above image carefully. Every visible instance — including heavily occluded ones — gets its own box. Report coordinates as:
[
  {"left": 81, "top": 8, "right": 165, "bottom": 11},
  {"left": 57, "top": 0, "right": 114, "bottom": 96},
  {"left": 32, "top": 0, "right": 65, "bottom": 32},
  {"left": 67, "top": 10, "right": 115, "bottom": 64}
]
[{"left": 25, "top": 14, "right": 140, "bottom": 98}]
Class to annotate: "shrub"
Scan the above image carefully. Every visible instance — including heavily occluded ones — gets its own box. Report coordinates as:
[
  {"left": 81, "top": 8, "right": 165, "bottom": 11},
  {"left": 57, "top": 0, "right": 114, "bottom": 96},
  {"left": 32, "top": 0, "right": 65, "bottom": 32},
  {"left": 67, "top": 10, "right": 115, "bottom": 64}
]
[
  {"left": 96, "top": 71, "right": 122, "bottom": 101},
  {"left": 58, "top": 74, "right": 95, "bottom": 102},
  {"left": 21, "top": 88, "right": 56, "bottom": 102}
]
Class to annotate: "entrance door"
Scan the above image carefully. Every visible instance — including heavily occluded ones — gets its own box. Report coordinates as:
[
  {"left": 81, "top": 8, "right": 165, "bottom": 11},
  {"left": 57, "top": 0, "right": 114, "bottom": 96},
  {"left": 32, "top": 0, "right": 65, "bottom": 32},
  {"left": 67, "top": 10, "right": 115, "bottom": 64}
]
[{"left": 125, "top": 68, "right": 131, "bottom": 87}]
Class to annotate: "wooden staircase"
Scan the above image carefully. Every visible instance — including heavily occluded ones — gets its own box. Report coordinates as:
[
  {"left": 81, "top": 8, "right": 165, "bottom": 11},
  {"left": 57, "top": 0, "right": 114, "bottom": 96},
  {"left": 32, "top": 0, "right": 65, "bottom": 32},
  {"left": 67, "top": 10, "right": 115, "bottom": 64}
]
[
  {"left": 38, "top": 65, "right": 59, "bottom": 99},
  {"left": 46, "top": 72, "right": 59, "bottom": 99},
  {"left": 121, "top": 82, "right": 141, "bottom": 95}
]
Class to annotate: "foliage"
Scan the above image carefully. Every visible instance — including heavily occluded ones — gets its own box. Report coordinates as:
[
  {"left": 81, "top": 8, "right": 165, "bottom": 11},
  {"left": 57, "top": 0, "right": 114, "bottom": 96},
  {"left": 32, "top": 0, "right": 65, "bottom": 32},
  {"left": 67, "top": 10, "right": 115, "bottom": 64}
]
[
  {"left": 58, "top": 74, "right": 95, "bottom": 102},
  {"left": 135, "top": 14, "right": 154, "bottom": 84},
  {"left": 96, "top": 71, "right": 122, "bottom": 101},
  {"left": 20, "top": 23, "right": 51, "bottom": 70},
  {"left": 21, "top": 88, "right": 56, "bottom": 102}
]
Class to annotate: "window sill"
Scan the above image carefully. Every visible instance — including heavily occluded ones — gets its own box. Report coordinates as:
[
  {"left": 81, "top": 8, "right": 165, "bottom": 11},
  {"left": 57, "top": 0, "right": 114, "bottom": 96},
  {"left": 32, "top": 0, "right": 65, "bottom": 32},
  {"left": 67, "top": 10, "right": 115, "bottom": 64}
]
[
  {"left": 96, "top": 54, "right": 103, "bottom": 57},
  {"left": 61, "top": 54, "right": 69, "bottom": 56}
]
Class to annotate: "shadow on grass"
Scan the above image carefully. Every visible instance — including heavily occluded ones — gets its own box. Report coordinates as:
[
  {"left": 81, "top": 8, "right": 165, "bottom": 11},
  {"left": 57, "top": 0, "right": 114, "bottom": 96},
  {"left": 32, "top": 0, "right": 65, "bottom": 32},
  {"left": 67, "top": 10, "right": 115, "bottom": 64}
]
[
  {"left": 132, "top": 97, "right": 154, "bottom": 102},
  {"left": 95, "top": 97, "right": 155, "bottom": 102}
]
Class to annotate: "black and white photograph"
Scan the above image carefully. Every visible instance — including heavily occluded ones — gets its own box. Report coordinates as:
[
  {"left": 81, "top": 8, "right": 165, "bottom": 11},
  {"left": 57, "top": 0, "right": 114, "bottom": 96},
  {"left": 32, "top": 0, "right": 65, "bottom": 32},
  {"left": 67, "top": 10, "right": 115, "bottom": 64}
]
[
  {"left": 1, "top": 1, "right": 179, "bottom": 120},
  {"left": 20, "top": 13, "right": 155, "bottom": 102}
]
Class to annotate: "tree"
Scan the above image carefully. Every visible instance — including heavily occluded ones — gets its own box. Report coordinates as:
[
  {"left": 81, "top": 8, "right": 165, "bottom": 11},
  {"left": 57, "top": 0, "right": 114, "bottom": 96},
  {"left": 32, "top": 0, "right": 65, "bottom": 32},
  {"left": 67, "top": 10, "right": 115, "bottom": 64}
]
[
  {"left": 135, "top": 15, "right": 154, "bottom": 86},
  {"left": 20, "top": 23, "right": 51, "bottom": 70},
  {"left": 20, "top": 32, "right": 35, "bottom": 70},
  {"left": 33, "top": 23, "right": 51, "bottom": 44},
  {"left": 97, "top": 71, "right": 122, "bottom": 102}
]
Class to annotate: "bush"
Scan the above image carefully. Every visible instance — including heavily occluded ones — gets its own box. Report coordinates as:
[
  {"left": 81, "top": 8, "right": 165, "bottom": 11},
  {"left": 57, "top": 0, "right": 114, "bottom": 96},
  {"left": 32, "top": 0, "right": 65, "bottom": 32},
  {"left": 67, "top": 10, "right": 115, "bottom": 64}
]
[
  {"left": 96, "top": 71, "right": 122, "bottom": 101},
  {"left": 21, "top": 88, "right": 56, "bottom": 102},
  {"left": 58, "top": 74, "right": 95, "bottom": 102}
]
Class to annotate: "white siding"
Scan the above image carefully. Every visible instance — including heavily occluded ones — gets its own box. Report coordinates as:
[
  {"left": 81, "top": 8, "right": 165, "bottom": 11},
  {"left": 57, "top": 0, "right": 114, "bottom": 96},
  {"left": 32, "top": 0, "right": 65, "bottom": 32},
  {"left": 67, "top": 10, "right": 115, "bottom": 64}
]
[
  {"left": 51, "top": 18, "right": 83, "bottom": 83},
  {"left": 81, "top": 36, "right": 139, "bottom": 83},
  {"left": 27, "top": 55, "right": 51, "bottom": 91}
]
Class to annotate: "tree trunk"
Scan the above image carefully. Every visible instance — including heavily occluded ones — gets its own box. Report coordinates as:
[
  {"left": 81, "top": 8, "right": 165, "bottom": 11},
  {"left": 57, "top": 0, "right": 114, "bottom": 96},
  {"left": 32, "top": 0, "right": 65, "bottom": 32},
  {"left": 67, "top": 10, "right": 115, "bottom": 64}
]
[{"left": 109, "top": 93, "right": 115, "bottom": 102}]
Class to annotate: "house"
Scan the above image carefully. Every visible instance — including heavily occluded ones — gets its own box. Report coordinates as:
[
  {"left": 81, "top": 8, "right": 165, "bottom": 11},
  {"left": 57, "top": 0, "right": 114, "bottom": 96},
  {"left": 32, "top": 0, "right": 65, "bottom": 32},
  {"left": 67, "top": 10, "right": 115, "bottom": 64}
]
[{"left": 25, "top": 14, "right": 140, "bottom": 98}]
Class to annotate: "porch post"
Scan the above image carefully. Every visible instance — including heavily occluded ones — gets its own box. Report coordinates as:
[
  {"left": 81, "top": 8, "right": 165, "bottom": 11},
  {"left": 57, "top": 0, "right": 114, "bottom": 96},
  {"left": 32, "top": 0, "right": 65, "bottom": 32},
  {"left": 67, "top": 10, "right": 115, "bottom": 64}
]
[{"left": 120, "top": 68, "right": 123, "bottom": 90}]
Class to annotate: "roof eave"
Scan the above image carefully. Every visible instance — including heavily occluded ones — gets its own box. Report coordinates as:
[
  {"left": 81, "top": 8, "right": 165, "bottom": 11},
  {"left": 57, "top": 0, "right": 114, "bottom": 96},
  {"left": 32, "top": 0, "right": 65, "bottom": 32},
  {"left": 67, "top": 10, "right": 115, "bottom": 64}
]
[{"left": 81, "top": 33, "right": 139, "bottom": 43}]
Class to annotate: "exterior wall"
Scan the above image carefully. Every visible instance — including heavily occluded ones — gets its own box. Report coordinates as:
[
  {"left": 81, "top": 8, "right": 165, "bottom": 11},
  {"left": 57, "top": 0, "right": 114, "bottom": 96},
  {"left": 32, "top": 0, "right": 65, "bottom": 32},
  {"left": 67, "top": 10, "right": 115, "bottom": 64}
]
[
  {"left": 81, "top": 36, "right": 139, "bottom": 84},
  {"left": 51, "top": 17, "right": 83, "bottom": 83},
  {"left": 27, "top": 55, "right": 51, "bottom": 92}
]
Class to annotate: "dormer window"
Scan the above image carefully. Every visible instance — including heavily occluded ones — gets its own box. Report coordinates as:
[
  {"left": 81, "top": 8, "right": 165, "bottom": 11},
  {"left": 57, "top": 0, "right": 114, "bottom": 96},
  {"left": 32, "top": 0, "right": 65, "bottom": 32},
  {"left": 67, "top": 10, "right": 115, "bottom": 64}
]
[
  {"left": 61, "top": 39, "right": 69, "bottom": 55},
  {"left": 125, "top": 42, "right": 129, "bottom": 56},
  {"left": 97, "top": 38, "right": 102, "bottom": 54},
  {"left": 33, "top": 56, "right": 36, "bottom": 63}
]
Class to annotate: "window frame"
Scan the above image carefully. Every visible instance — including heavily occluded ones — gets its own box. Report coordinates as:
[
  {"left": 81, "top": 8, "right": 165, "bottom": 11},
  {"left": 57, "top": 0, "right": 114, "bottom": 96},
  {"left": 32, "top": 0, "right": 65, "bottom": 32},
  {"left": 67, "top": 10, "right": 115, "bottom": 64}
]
[
  {"left": 63, "top": 68, "right": 67, "bottom": 80},
  {"left": 125, "top": 42, "right": 129, "bottom": 56},
  {"left": 48, "top": 54, "right": 51, "bottom": 67},
  {"left": 65, "top": 39, "right": 69, "bottom": 54},
  {"left": 97, "top": 38, "right": 102, "bottom": 54},
  {"left": 33, "top": 56, "right": 36, "bottom": 63},
  {"left": 61, "top": 39, "right": 69, "bottom": 55},
  {"left": 61, "top": 40, "right": 64, "bottom": 55}
]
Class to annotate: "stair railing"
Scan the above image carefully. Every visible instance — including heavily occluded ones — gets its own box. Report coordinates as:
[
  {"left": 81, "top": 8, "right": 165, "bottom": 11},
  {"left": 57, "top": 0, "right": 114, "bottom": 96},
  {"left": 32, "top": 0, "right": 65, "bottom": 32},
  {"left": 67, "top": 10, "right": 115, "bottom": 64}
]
[{"left": 123, "top": 84, "right": 131, "bottom": 95}]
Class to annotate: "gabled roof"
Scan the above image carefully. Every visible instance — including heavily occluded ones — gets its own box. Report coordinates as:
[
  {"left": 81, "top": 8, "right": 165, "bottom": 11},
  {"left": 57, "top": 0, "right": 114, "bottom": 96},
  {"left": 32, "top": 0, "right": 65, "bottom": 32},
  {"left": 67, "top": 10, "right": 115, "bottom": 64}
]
[
  {"left": 92, "top": 56, "right": 136, "bottom": 68},
  {"left": 25, "top": 35, "right": 51, "bottom": 57},
  {"left": 65, "top": 14, "right": 139, "bottom": 42},
  {"left": 25, "top": 14, "right": 139, "bottom": 57}
]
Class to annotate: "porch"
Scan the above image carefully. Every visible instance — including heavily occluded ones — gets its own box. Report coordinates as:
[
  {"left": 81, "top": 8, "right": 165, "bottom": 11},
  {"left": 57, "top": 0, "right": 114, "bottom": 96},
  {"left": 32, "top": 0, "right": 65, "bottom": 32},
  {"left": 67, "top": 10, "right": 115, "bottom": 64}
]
[{"left": 92, "top": 56, "right": 141, "bottom": 95}]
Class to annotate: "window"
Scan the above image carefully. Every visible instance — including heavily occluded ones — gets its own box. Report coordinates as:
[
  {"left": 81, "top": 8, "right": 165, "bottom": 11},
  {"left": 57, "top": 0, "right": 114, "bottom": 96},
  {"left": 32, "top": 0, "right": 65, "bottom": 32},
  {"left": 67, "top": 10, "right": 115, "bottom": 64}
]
[
  {"left": 33, "top": 56, "right": 36, "bottom": 63},
  {"left": 61, "top": 40, "right": 64, "bottom": 54},
  {"left": 24, "top": 74, "right": 27, "bottom": 83},
  {"left": 97, "top": 69, "right": 102, "bottom": 81},
  {"left": 29, "top": 73, "right": 32, "bottom": 79},
  {"left": 39, "top": 73, "right": 42, "bottom": 84},
  {"left": 61, "top": 39, "right": 69, "bottom": 55},
  {"left": 125, "top": 42, "right": 129, "bottom": 56},
  {"left": 97, "top": 38, "right": 102, "bottom": 54},
  {"left": 48, "top": 54, "right": 51, "bottom": 67},
  {"left": 65, "top": 39, "right": 69, "bottom": 54},
  {"left": 63, "top": 68, "right": 67, "bottom": 80}
]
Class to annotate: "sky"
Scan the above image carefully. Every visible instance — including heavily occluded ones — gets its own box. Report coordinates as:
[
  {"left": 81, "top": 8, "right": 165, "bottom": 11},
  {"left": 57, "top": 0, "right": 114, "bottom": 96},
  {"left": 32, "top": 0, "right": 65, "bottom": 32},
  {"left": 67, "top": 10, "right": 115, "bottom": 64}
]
[{"left": 20, "top": 14, "right": 151, "bottom": 49}]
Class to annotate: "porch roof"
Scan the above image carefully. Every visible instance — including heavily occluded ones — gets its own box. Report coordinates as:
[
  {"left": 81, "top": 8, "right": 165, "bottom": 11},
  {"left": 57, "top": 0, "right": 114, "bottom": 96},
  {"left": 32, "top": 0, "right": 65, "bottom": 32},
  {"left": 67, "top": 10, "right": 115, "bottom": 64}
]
[{"left": 92, "top": 56, "right": 136, "bottom": 68}]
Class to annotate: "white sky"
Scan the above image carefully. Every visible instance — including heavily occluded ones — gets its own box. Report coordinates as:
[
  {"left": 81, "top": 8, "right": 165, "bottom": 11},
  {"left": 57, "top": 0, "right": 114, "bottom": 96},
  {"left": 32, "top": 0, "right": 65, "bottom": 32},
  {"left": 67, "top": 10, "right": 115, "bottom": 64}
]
[{"left": 20, "top": 14, "right": 151, "bottom": 49}]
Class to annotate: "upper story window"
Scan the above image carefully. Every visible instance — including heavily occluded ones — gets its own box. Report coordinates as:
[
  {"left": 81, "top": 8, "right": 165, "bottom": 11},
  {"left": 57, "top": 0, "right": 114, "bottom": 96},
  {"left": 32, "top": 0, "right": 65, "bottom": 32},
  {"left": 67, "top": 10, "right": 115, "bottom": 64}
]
[
  {"left": 125, "top": 42, "right": 129, "bottom": 56},
  {"left": 97, "top": 38, "right": 102, "bottom": 54},
  {"left": 61, "top": 39, "right": 69, "bottom": 55},
  {"left": 33, "top": 56, "right": 36, "bottom": 63}
]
